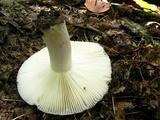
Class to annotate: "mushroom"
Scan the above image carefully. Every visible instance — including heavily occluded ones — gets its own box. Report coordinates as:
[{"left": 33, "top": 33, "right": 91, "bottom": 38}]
[{"left": 17, "top": 21, "right": 111, "bottom": 115}]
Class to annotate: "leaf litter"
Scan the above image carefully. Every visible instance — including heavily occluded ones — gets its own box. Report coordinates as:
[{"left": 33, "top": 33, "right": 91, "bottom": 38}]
[{"left": 0, "top": 0, "right": 160, "bottom": 120}]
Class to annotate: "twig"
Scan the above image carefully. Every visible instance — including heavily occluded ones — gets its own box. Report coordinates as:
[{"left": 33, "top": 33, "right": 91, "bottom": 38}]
[
  {"left": 12, "top": 112, "right": 34, "bottom": 120},
  {"left": 139, "top": 68, "right": 145, "bottom": 80},
  {"left": 93, "top": 116, "right": 101, "bottom": 120},
  {"left": 87, "top": 110, "right": 91, "bottom": 118},
  {"left": 86, "top": 24, "right": 102, "bottom": 35},
  {"left": 80, "top": 110, "right": 91, "bottom": 119},
  {"left": 75, "top": 24, "right": 102, "bottom": 35},
  {"left": 106, "top": 114, "right": 112, "bottom": 120},
  {"left": 125, "top": 111, "right": 140, "bottom": 115},
  {"left": 73, "top": 114, "right": 78, "bottom": 120},
  {"left": 84, "top": 31, "right": 89, "bottom": 42},
  {"left": 1, "top": 98, "right": 24, "bottom": 102},
  {"left": 114, "top": 95, "right": 136, "bottom": 99},
  {"left": 112, "top": 96, "right": 116, "bottom": 114}
]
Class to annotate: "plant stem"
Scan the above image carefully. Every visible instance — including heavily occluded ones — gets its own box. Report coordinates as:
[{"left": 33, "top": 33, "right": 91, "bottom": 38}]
[{"left": 41, "top": 22, "right": 71, "bottom": 72}]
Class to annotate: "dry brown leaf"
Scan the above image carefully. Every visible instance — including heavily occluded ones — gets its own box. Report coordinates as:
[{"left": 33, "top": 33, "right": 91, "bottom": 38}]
[
  {"left": 115, "top": 102, "right": 134, "bottom": 120},
  {"left": 156, "top": 6, "right": 160, "bottom": 14},
  {"left": 84, "top": 0, "right": 111, "bottom": 13},
  {"left": 134, "top": 44, "right": 153, "bottom": 60},
  {"left": 113, "top": 86, "right": 125, "bottom": 94}
]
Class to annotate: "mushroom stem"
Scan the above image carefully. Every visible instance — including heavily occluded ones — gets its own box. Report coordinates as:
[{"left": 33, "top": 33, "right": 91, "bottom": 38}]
[{"left": 41, "top": 22, "right": 71, "bottom": 72}]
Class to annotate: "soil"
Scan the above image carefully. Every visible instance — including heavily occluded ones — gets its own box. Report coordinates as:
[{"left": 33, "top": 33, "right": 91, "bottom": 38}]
[{"left": 0, "top": 0, "right": 160, "bottom": 120}]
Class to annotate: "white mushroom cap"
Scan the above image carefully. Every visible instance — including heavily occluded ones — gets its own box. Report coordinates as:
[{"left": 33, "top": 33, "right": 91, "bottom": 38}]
[{"left": 17, "top": 22, "right": 111, "bottom": 115}]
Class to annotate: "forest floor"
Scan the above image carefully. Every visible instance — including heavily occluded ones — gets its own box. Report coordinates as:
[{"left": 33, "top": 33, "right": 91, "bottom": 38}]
[{"left": 0, "top": 0, "right": 160, "bottom": 120}]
